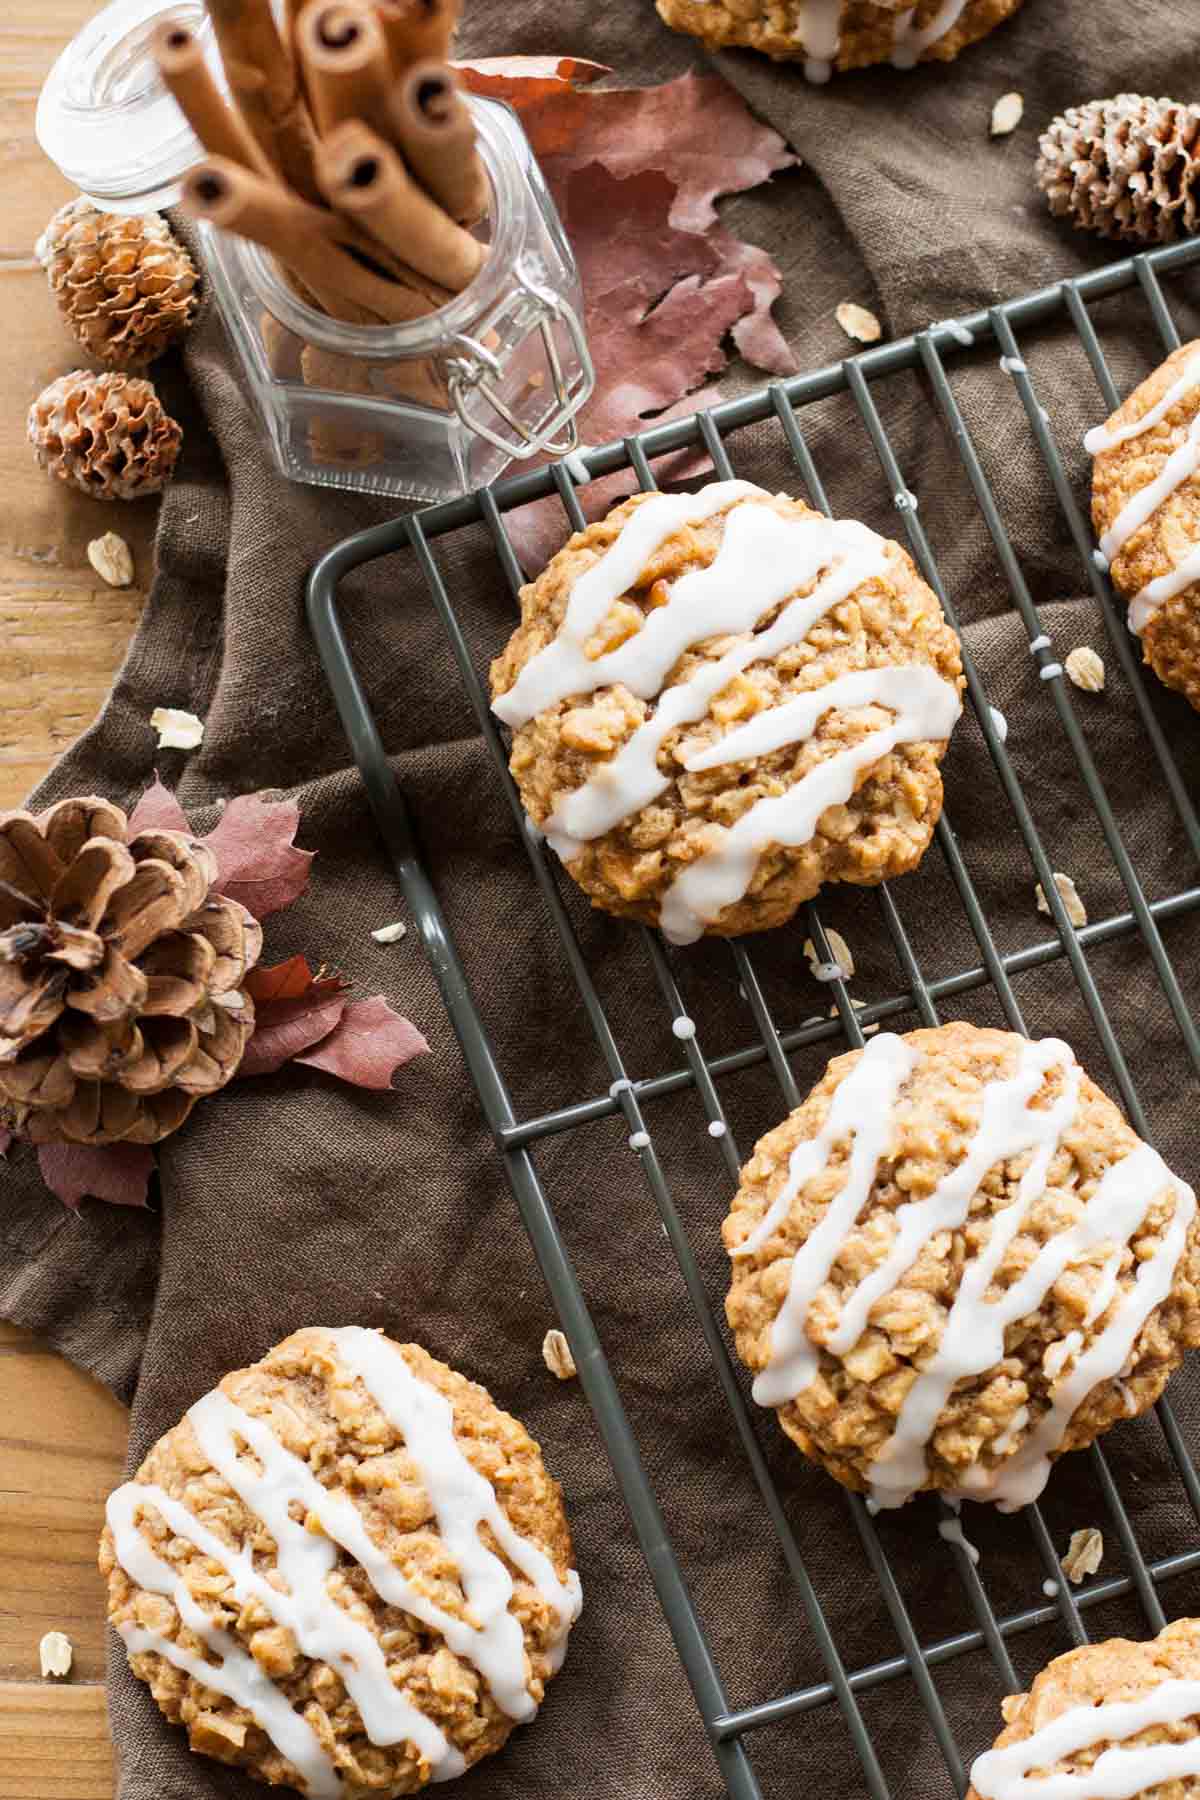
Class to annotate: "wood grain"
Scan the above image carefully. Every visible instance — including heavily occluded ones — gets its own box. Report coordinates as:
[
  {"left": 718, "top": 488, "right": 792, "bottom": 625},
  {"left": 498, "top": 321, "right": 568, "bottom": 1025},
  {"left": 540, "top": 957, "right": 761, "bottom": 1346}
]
[{"left": 0, "top": 4, "right": 145, "bottom": 1794}]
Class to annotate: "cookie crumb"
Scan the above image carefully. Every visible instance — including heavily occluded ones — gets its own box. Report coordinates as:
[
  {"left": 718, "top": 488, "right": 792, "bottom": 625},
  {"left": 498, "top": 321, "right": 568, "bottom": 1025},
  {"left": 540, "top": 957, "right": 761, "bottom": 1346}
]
[
  {"left": 805, "top": 929, "right": 854, "bottom": 980},
  {"left": 371, "top": 921, "right": 408, "bottom": 944},
  {"left": 990, "top": 92, "right": 1024, "bottom": 136},
  {"left": 542, "top": 1328, "right": 577, "bottom": 1380},
  {"left": 1065, "top": 646, "right": 1106, "bottom": 692},
  {"left": 150, "top": 705, "right": 204, "bottom": 750},
  {"left": 39, "top": 1630, "right": 73, "bottom": 1679},
  {"left": 87, "top": 531, "right": 134, "bottom": 588},
  {"left": 836, "top": 301, "right": 882, "bottom": 344},
  {"left": 1062, "top": 1527, "right": 1103, "bottom": 1584},
  {"left": 1036, "top": 872, "right": 1088, "bottom": 928}
]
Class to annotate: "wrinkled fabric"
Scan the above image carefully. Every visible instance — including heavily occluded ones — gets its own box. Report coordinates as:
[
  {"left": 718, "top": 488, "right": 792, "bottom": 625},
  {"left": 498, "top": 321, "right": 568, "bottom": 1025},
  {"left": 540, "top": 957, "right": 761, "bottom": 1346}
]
[{"left": 4, "top": 5, "right": 1200, "bottom": 1799}]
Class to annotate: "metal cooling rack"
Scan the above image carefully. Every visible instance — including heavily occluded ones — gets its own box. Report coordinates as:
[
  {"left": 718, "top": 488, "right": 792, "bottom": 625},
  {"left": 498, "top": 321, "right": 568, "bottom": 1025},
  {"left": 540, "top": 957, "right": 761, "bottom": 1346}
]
[{"left": 308, "top": 238, "right": 1200, "bottom": 1800}]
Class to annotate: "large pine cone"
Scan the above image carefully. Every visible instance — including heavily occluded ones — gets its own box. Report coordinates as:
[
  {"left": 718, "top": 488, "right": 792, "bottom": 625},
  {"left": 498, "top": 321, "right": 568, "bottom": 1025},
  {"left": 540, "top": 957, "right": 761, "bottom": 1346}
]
[
  {"left": 28, "top": 369, "right": 182, "bottom": 501},
  {"left": 1037, "top": 93, "right": 1200, "bottom": 245},
  {"left": 36, "top": 198, "right": 199, "bottom": 370},
  {"left": 0, "top": 799, "right": 261, "bottom": 1146}
]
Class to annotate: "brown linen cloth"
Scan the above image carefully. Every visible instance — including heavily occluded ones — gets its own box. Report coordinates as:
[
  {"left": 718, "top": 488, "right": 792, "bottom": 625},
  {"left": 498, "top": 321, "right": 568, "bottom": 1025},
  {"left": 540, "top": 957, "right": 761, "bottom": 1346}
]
[{"left": 5, "top": 4, "right": 1200, "bottom": 1797}]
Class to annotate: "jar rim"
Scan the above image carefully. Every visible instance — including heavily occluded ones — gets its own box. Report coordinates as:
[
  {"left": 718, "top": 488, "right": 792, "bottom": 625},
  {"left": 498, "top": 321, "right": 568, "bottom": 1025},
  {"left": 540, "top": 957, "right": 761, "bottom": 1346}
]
[{"left": 232, "top": 101, "right": 527, "bottom": 359}]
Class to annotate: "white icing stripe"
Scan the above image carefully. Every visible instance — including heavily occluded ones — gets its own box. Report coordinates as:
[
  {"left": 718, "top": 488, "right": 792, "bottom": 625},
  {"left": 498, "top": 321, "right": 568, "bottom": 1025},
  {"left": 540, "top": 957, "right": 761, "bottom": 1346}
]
[
  {"left": 965, "top": 1142, "right": 1195, "bottom": 1510},
  {"left": 105, "top": 1486, "right": 343, "bottom": 1798},
  {"left": 493, "top": 480, "right": 765, "bottom": 728},
  {"left": 743, "top": 1032, "right": 918, "bottom": 1406},
  {"left": 1101, "top": 414, "right": 1200, "bottom": 562},
  {"left": 332, "top": 1330, "right": 582, "bottom": 1686},
  {"left": 1130, "top": 541, "right": 1200, "bottom": 634},
  {"left": 744, "top": 1030, "right": 1195, "bottom": 1512},
  {"left": 685, "top": 665, "right": 960, "bottom": 771},
  {"left": 658, "top": 668, "right": 960, "bottom": 944},
  {"left": 1085, "top": 351, "right": 1200, "bottom": 455},
  {"left": 891, "top": 0, "right": 968, "bottom": 67},
  {"left": 867, "top": 1040, "right": 1083, "bottom": 1508},
  {"left": 970, "top": 1678, "right": 1200, "bottom": 1800},
  {"left": 793, "top": 0, "right": 841, "bottom": 81},
  {"left": 544, "top": 510, "right": 889, "bottom": 845}
]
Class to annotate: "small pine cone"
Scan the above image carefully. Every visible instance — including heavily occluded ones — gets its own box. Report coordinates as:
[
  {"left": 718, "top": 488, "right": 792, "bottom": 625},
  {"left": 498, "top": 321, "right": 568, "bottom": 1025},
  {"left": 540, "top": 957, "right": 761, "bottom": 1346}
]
[
  {"left": 28, "top": 370, "right": 182, "bottom": 501},
  {"left": 0, "top": 798, "right": 262, "bottom": 1147},
  {"left": 36, "top": 198, "right": 198, "bottom": 370},
  {"left": 1037, "top": 93, "right": 1200, "bottom": 245}
]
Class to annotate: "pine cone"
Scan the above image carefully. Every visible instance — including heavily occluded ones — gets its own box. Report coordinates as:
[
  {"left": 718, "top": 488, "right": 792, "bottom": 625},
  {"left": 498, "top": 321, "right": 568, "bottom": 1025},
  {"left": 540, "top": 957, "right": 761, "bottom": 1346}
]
[
  {"left": 1037, "top": 93, "right": 1200, "bottom": 245},
  {"left": 0, "top": 798, "right": 261, "bottom": 1146},
  {"left": 36, "top": 198, "right": 199, "bottom": 370},
  {"left": 28, "top": 370, "right": 182, "bottom": 500}
]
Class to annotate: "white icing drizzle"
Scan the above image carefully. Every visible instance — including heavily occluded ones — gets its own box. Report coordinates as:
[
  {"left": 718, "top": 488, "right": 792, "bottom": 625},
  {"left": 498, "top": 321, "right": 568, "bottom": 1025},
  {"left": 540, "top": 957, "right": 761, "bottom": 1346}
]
[
  {"left": 1130, "top": 542, "right": 1200, "bottom": 635},
  {"left": 938, "top": 1515, "right": 981, "bottom": 1565},
  {"left": 1041, "top": 1577, "right": 1059, "bottom": 1597},
  {"left": 792, "top": 0, "right": 841, "bottom": 82},
  {"left": 106, "top": 1485, "right": 344, "bottom": 1799},
  {"left": 660, "top": 665, "right": 960, "bottom": 944},
  {"left": 739, "top": 1030, "right": 1195, "bottom": 1511},
  {"left": 1040, "top": 662, "right": 1063, "bottom": 681},
  {"left": 496, "top": 481, "right": 961, "bottom": 946},
  {"left": 990, "top": 706, "right": 1009, "bottom": 743},
  {"left": 741, "top": 1032, "right": 918, "bottom": 1406},
  {"left": 970, "top": 1678, "right": 1200, "bottom": 1800},
  {"left": 891, "top": 0, "right": 968, "bottom": 68},
  {"left": 1029, "top": 634, "right": 1051, "bottom": 653},
  {"left": 1101, "top": 413, "right": 1200, "bottom": 563},
  {"left": 1084, "top": 351, "right": 1200, "bottom": 455},
  {"left": 106, "top": 1330, "right": 582, "bottom": 1788},
  {"left": 709, "top": 1120, "right": 727, "bottom": 1138}
]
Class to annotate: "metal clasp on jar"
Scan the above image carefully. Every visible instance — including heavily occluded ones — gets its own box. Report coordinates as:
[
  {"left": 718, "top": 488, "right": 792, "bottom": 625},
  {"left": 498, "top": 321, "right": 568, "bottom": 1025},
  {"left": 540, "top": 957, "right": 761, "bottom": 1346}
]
[{"left": 447, "top": 272, "right": 592, "bottom": 460}]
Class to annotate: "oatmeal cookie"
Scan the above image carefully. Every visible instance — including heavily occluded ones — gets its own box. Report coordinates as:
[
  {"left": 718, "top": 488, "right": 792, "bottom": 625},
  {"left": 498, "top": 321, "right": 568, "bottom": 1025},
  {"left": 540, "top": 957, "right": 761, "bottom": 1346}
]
[
  {"left": 653, "top": 0, "right": 1027, "bottom": 78},
  {"left": 969, "top": 1618, "right": 1200, "bottom": 1800},
  {"left": 100, "top": 1327, "right": 581, "bottom": 1797},
  {"left": 1089, "top": 340, "right": 1200, "bottom": 711},
  {"left": 723, "top": 1022, "right": 1200, "bottom": 1508},
  {"left": 490, "top": 482, "right": 963, "bottom": 943}
]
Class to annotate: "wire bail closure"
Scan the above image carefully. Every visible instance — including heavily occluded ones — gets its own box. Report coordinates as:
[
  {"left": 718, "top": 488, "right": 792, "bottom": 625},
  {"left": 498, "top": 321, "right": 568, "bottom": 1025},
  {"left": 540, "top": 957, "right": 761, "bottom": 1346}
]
[{"left": 447, "top": 273, "right": 591, "bottom": 460}]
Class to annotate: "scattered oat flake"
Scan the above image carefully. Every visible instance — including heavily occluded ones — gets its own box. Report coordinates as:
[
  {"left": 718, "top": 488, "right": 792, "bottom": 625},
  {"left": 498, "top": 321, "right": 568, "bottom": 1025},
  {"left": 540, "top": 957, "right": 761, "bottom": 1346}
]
[
  {"left": 39, "top": 1630, "right": 73, "bottom": 1678},
  {"left": 87, "top": 531, "right": 134, "bottom": 588},
  {"left": 1062, "top": 1527, "right": 1103, "bottom": 1584},
  {"left": 1065, "top": 646, "right": 1106, "bottom": 692},
  {"left": 836, "top": 301, "right": 882, "bottom": 344},
  {"left": 803, "top": 929, "right": 854, "bottom": 980},
  {"left": 542, "top": 1328, "right": 577, "bottom": 1380},
  {"left": 1036, "top": 872, "right": 1088, "bottom": 928},
  {"left": 371, "top": 921, "right": 408, "bottom": 944},
  {"left": 150, "top": 705, "right": 204, "bottom": 750},
  {"left": 990, "top": 92, "right": 1024, "bottom": 136}
]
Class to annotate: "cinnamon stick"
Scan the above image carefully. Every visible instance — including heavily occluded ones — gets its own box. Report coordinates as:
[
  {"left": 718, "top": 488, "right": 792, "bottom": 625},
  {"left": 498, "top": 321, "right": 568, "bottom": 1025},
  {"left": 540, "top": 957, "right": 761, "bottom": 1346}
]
[
  {"left": 180, "top": 158, "right": 437, "bottom": 326},
  {"left": 152, "top": 22, "right": 271, "bottom": 174},
  {"left": 389, "top": 62, "right": 489, "bottom": 226},
  {"left": 294, "top": 1, "right": 395, "bottom": 140},
  {"left": 375, "top": 0, "right": 461, "bottom": 73},
  {"left": 316, "top": 120, "right": 484, "bottom": 293},
  {"left": 204, "top": 0, "right": 323, "bottom": 202}
]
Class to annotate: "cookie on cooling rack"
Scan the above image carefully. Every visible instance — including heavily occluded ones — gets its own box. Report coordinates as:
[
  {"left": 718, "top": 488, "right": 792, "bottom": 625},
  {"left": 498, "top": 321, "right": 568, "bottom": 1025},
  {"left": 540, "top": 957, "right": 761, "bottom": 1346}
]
[
  {"left": 1090, "top": 339, "right": 1200, "bottom": 712},
  {"left": 968, "top": 1618, "right": 1200, "bottom": 1800},
  {"left": 100, "top": 1327, "right": 581, "bottom": 1796},
  {"left": 489, "top": 481, "right": 963, "bottom": 943},
  {"left": 653, "top": 0, "right": 1026, "bottom": 78},
  {"left": 723, "top": 1021, "right": 1200, "bottom": 1509}
]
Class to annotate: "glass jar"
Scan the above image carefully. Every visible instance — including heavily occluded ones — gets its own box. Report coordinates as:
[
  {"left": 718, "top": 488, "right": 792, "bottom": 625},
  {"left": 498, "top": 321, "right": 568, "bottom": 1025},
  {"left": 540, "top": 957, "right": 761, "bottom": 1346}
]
[{"left": 37, "top": 0, "right": 594, "bottom": 503}]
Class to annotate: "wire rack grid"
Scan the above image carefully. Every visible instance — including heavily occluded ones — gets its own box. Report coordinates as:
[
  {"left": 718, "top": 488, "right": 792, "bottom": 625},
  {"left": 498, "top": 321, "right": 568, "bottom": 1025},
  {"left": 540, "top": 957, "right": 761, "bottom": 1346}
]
[{"left": 308, "top": 237, "right": 1200, "bottom": 1800}]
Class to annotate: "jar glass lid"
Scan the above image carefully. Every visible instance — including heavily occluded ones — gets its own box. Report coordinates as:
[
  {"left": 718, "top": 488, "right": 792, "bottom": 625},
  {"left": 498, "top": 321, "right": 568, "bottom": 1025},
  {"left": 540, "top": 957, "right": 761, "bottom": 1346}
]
[{"left": 37, "top": 0, "right": 219, "bottom": 212}]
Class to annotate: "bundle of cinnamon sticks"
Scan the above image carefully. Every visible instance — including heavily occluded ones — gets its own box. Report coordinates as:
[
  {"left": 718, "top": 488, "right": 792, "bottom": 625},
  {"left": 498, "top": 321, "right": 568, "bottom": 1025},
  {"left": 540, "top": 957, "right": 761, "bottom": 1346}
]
[{"left": 156, "top": 0, "right": 487, "bottom": 339}]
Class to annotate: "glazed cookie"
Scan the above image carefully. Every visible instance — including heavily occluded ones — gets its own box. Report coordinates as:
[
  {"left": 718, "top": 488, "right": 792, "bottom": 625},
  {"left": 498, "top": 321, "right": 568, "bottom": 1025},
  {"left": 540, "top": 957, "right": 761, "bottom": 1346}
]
[
  {"left": 723, "top": 1022, "right": 1200, "bottom": 1508},
  {"left": 100, "top": 1327, "right": 581, "bottom": 1797},
  {"left": 1090, "top": 340, "right": 1200, "bottom": 711},
  {"left": 969, "top": 1618, "right": 1200, "bottom": 1799},
  {"left": 490, "top": 482, "right": 963, "bottom": 943},
  {"left": 653, "top": 0, "right": 1027, "bottom": 80}
]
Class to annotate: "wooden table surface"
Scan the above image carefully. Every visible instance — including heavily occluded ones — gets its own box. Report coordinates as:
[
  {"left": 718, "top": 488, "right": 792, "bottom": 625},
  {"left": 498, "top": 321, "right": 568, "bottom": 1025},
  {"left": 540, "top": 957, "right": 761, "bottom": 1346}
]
[{"left": 2, "top": 5, "right": 158, "bottom": 1793}]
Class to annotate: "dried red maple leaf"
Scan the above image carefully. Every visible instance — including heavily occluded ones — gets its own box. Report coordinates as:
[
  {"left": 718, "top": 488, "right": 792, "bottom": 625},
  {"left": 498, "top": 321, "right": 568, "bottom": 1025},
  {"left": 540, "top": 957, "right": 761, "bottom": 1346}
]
[
  {"left": 244, "top": 954, "right": 323, "bottom": 1004},
  {"left": 239, "top": 975, "right": 351, "bottom": 1078},
  {"left": 126, "top": 782, "right": 314, "bottom": 920},
  {"left": 295, "top": 996, "right": 429, "bottom": 1091},
  {"left": 36, "top": 1142, "right": 155, "bottom": 1211},
  {"left": 459, "top": 55, "right": 609, "bottom": 103}
]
